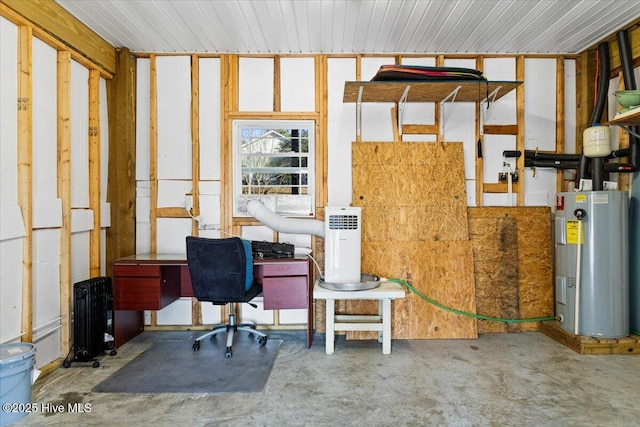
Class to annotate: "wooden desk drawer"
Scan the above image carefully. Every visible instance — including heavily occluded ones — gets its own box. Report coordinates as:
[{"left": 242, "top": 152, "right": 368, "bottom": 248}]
[
  {"left": 256, "top": 261, "right": 309, "bottom": 278},
  {"left": 114, "top": 264, "right": 160, "bottom": 278},
  {"left": 113, "top": 266, "right": 181, "bottom": 310},
  {"left": 262, "top": 276, "right": 308, "bottom": 310}
]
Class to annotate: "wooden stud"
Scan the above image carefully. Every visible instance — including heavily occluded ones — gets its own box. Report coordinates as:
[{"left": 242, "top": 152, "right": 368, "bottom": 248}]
[
  {"left": 57, "top": 50, "right": 72, "bottom": 354},
  {"left": 483, "top": 124, "right": 519, "bottom": 135},
  {"left": 149, "top": 54, "right": 158, "bottom": 255},
  {"left": 616, "top": 75, "right": 630, "bottom": 192},
  {"left": 88, "top": 70, "right": 101, "bottom": 278},
  {"left": 515, "top": 55, "right": 525, "bottom": 206},
  {"left": 191, "top": 55, "right": 200, "bottom": 236},
  {"left": 556, "top": 57, "right": 566, "bottom": 193},
  {"left": 475, "top": 56, "right": 484, "bottom": 207},
  {"left": 18, "top": 25, "right": 33, "bottom": 343},
  {"left": 274, "top": 56, "right": 281, "bottom": 112}
]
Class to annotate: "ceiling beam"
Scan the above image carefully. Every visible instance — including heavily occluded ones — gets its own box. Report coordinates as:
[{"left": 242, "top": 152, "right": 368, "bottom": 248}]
[{"left": 0, "top": 0, "right": 115, "bottom": 75}]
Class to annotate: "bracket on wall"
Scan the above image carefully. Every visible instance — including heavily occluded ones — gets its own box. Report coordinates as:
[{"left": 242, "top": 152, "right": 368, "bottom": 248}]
[
  {"left": 439, "top": 85, "right": 462, "bottom": 138},
  {"left": 397, "top": 85, "right": 411, "bottom": 136},
  {"left": 479, "top": 85, "right": 503, "bottom": 136}
]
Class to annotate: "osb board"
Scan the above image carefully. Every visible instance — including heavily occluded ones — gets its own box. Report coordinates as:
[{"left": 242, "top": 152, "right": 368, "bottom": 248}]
[
  {"left": 352, "top": 142, "right": 467, "bottom": 209},
  {"left": 342, "top": 241, "right": 477, "bottom": 339},
  {"left": 541, "top": 321, "right": 640, "bottom": 355},
  {"left": 468, "top": 207, "right": 553, "bottom": 332},
  {"left": 468, "top": 216, "right": 520, "bottom": 333},
  {"left": 348, "top": 142, "right": 476, "bottom": 339}
]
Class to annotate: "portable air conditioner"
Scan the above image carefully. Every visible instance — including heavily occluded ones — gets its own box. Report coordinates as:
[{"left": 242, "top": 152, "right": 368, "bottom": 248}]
[{"left": 324, "top": 206, "right": 361, "bottom": 284}]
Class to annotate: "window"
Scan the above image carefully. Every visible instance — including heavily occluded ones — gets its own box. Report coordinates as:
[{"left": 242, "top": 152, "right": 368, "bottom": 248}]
[{"left": 233, "top": 120, "right": 315, "bottom": 217}]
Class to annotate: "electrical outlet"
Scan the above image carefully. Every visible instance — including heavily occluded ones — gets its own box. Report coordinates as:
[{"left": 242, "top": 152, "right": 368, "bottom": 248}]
[{"left": 185, "top": 194, "right": 193, "bottom": 212}]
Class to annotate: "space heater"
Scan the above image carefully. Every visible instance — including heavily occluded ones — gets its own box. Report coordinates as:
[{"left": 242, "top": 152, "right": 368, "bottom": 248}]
[{"left": 324, "top": 206, "right": 361, "bottom": 284}]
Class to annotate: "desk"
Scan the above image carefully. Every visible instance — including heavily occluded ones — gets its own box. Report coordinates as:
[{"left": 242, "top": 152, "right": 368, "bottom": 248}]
[
  {"left": 313, "top": 280, "right": 405, "bottom": 355},
  {"left": 112, "top": 254, "right": 313, "bottom": 348}
]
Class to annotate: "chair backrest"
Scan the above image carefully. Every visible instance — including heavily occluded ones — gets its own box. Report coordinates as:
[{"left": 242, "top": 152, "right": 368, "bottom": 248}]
[{"left": 186, "top": 236, "right": 250, "bottom": 303}]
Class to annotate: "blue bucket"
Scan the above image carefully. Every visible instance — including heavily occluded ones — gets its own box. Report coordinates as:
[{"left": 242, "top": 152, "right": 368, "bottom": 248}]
[{"left": 0, "top": 343, "right": 36, "bottom": 426}]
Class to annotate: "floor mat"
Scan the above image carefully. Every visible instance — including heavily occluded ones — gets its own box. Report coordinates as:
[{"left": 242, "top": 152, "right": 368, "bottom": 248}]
[{"left": 93, "top": 333, "right": 281, "bottom": 393}]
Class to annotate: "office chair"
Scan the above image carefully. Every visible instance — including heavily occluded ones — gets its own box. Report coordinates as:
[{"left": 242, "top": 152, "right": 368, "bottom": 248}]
[{"left": 186, "top": 236, "right": 268, "bottom": 358}]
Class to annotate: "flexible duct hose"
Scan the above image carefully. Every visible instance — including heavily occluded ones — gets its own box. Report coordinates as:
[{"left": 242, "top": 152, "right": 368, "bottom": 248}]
[{"left": 246, "top": 200, "right": 325, "bottom": 238}]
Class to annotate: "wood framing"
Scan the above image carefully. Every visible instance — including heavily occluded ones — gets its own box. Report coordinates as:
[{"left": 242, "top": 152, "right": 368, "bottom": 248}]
[
  {"left": 556, "top": 57, "right": 566, "bottom": 193},
  {"left": 515, "top": 55, "right": 525, "bottom": 206},
  {"left": 57, "top": 50, "right": 72, "bottom": 354},
  {"left": 88, "top": 70, "right": 101, "bottom": 277},
  {"left": 0, "top": 0, "right": 115, "bottom": 75},
  {"left": 18, "top": 25, "right": 33, "bottom": 343}
]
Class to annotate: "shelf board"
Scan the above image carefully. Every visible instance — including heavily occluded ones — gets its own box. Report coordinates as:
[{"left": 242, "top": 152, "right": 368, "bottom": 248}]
[
  {"left": 605, "top": 108, "right": 640, "bottom": 126},
  {"left": 343, "top": 80, "right": 522, "bottom": 103}
]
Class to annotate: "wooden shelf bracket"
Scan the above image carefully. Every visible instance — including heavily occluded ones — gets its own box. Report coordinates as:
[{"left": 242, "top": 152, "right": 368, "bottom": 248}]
[{"left": 479, "top": 85, "right": 503, "bottom": 136}]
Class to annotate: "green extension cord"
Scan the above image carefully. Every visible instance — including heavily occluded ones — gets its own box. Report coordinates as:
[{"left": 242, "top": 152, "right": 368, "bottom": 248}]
[{"left": 387, "top": 278, "right": 557, "bottom": 323}]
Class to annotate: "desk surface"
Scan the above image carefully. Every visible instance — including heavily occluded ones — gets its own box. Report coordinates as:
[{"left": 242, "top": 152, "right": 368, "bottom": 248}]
[{"left": 313, "top": 280, "right": 405, "bottom": 299}]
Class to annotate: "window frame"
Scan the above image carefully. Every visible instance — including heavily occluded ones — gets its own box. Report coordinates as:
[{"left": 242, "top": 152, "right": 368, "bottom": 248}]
[{"left": 232, "top": 119, "right": 316, "bottom": 218}]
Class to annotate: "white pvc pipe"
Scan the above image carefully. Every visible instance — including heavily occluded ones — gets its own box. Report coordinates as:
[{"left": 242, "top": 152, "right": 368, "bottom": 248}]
[
  {"left": 246, "top": 200, "right": 325, "bottom": 238},
  {"left": 574, "top": 218, "right": 583, "bottom": 335}
]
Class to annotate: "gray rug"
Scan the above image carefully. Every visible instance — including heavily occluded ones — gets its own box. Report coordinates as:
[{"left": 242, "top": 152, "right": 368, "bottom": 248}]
[{"left": 93, "top": 332, "right": 281, "bottom": 393}]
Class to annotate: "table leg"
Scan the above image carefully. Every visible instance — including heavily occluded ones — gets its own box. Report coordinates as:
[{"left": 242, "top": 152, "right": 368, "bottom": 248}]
[
  {"left": 382, "top": 298, "right": 392, "bottom": 355},
  {"left": 326, "top": 299, "right": 335, "bottom": 355}
]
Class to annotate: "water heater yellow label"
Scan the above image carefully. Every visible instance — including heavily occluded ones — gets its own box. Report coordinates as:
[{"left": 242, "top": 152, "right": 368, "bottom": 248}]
[
  {"left": 566, "top": 220, "right": 584, "bottom": 244},
  {"left": 575, "top": 194, "right": 587, "bottom": 204}
]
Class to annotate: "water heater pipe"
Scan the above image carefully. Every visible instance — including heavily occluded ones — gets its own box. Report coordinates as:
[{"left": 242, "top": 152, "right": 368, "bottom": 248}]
[
  {"left": 246, "top": 200, "right": 325, "bottom": 238},
  {"left": 574, "top": 209, "right": 586, "bottom": 335}
]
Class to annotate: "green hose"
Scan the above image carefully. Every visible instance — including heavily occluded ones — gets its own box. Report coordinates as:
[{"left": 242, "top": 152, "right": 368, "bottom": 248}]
[
  {"left": 631, "top": 330, "right": 640, "bottom": 336},
  {"left": 387, "top": 278, "right": 557, "bottom": 324}
]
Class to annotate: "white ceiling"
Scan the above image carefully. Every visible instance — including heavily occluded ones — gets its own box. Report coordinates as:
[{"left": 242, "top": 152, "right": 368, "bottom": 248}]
[{"left": 55, "top": 0, "right": 640, "bottom": 55}]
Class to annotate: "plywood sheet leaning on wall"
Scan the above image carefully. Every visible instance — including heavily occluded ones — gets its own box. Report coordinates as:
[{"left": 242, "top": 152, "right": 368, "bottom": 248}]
[
  {"left": 349, "top": 142, "right": 477, "bottom": 339},
  {"left": 468, "top": 207, "right": 553, "bottom": 333}
]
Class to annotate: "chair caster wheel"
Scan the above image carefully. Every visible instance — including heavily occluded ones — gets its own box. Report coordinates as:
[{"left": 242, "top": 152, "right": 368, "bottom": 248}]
[
  {"left": 63, "top": 360, "right": 71, "bottom": 368},
  {"left": 259, "top": 336, "right": 268, "bottom": 346},
  {"left": 225, "top": 347, "right": 232, "bottom": 358},
  {"left": 193, "top": 342, "right": 200, "bottom": 351},
  {"left": 110, "top": 349, "right": 117, "bottom": 356},
  {"left": 92, "top": 361, "right": 100, "bottom": 368}
]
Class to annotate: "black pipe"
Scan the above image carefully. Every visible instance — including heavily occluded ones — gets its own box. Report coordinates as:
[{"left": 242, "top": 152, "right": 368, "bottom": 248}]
[
  {"left": 503, "top": 150, "right": 521, "bottom": 158},
  {"left": 589, "top": 43, "right": 610, "bottom": 127},
  {"left": 525, "top": 150, "right": 581, "bottom": 161},
  {"left": 524, "top": 159, "right": 580, "bottom": 169}
]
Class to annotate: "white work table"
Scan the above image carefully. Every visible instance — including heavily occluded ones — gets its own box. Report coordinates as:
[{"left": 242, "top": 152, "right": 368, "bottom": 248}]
[{"left": 313, "top": 280, "right": 405, "bottom": 355}]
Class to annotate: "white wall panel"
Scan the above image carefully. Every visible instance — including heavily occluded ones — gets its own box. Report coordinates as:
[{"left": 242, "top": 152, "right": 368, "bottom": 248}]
[
  {"left": 483, "top": 57, "right": 517, "bottom": 125},
  {"left": 100, "top": 78, "right": 110, "bottom": 205},
  {"left": 564, "top": 59, "right": 577, "bottom": 156},
  {"left": 155, "top": 298, "right": 192, "bottom": 325},
  {"left": 0, "top": 238, "right": 22, "bottom": 343},
  {"left": 327, "top": 57, "right": 356, "bottom": 207},
  {"left": 281, "top": 57, "right": 315, "bottom": 112},
  {"left": 157, "top": 179, "right": 192, "bottom": 208},
  {"left": 399, "top": 56, "right": 436, "bottom": 128},
  {"left": 239, "top": 57, "right": 273, "bottom": 111},
  {"left": 156, "top": 218, "right": 191, "bottom": 253},
  {"left": 157, "top": 56, "right": 192, "bottom": 180},
  {"left": 0, "top": 17, "right": 18, "bottom": 206},
  {"left": 360, "top": 57, "right": 394, "bottom": 142},
  {"left": 136, "top": 58, "right": 151, "bottom": 180},
  {"left": 199, "top": 58, "right": 221, "bottom": 181},
  {"left": 71, "top": 61, "right": 90, "bottom": 208},
  {"left": 70, "top": 231, "right": 90, "bottom": 284},
  {"left": 33, "top": 229, "right": 61, "bottom": 335}
]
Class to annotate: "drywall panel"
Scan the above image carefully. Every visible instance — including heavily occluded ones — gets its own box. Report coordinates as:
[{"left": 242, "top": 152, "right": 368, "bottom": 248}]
[
  {"left": 483, "top": 134, "right": 517, "bottom": 206},
  {"left": 70, "top": 231, "right": 90, "bottom": 284},
  {"left": 71, "top": 208, "right": 94, "bottom": 233},
  {"left": 199, "top": 180, "right": 220, "bottom": 228},
  {"left": 483, "top": 57, "right": 517, "bottom": 125},
  {"left": 0, "top": 238, "right": 22, "bottom": 343},
  {"left": 360, "top": 57, "right": 394, "bottom": 142},
  {"left": 157, "top": 179, "right": 192, "bottom": 208},
  {"left": 33, "top": 228, "right": 61, "bottom": 334},
  {"left": 200, "top": 301, "right": 223, "bottom": 325},
  {"left": 281, "top": 57, "right": 315, "bottom": 112},
  {"left": 136, "top": 58, "right": 151, "bottom": 180},
  {"left": 199, "top": 58, "right": 221, "bottom": 181},
  {"left": 156, "top": 218, "right": 191, "bottom": 253},
  {"left": 239, "top": 57, "right": 274, "bottom": 111},
  {"left": 33, "top": 198, "right": 62, "bottom": 229},
  {"left": 327, "top": 57, "right": 356, "bottom": 207},
  {"left": 0, "top": 17, "right": 17, "bottom": 206},
  {"left": 156, "top": 298, "right": 192, "bottom": 325},
  {"left": 564, "top": 59, "right": 577, "bottom": 156},
  {"left": 32, "top": 37, "right": 58, "bottom": 207},
  {"left": 71, "top": 61, "right": 89, "bottom": 208},
  {"left": 0, "top": 205, "right": 25, "bottom": 241},
  {"left": 157, "top": 56, "right": 192, "bottom": 180}
]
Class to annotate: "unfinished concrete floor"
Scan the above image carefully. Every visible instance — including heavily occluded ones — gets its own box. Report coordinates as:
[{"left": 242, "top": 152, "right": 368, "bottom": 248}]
[{"left": 10, "top": 330, "right": 640, "bottom": 426}]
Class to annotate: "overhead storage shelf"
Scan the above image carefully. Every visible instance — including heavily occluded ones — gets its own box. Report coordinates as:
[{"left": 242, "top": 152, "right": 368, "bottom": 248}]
[
  {"left": 343, "top": 80, "right": 522, "bottom": 103},
  {"left": 606, "top": 109, "right": 640, "bottom": 139}
]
